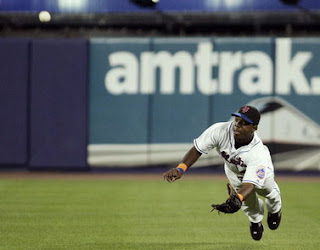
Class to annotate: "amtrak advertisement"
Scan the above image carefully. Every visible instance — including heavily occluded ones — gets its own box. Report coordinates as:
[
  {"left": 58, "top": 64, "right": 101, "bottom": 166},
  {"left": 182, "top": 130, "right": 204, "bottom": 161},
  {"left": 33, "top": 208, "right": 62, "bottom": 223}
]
[{"left": 88, "top": 37, "right": 320, "bottom": 170}]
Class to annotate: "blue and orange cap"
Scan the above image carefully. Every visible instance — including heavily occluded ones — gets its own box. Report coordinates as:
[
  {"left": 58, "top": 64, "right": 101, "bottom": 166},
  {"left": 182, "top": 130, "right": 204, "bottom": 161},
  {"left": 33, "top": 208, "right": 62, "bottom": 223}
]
[{"left": 231, "top": 105, "right": 260, "bottom": 125}]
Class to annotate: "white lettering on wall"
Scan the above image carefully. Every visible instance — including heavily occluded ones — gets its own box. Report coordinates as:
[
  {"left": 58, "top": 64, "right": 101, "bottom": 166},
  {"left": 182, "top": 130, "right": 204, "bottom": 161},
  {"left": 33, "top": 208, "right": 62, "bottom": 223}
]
[
  {"left": 105, "top": 52, "right": 138, "bottom": 95},
  {"left": 276, "top": 38, "right": 313, "bottom": 95},
  {"left": 239, "top": 51, "right": 273, "bottom": 95},
  {"left": 219, "top": 51, "right": 242, "bottom": 94},
  {"left": 104, "top": 38, "right": 320, "bottom": 95},
  {"left": 194, "top": 42, "right": 219, "bottom": 95},
  {"left": 140, "top": 51, "right": 194, "bottom": 94}
]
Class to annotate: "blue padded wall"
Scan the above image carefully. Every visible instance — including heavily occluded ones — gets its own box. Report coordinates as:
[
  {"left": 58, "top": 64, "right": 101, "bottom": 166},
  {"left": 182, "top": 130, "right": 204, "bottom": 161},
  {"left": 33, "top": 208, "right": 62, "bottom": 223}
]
[
  {"left": 29, "top": 39, "right": 88, "bottom": 168},
  {"left": 0, "top": 39, "right": 30, "bottom": 165}
]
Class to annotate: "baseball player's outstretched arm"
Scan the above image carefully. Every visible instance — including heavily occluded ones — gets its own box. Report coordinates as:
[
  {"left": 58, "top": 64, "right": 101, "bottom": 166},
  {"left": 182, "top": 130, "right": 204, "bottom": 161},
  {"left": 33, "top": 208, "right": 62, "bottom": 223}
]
[
  {"left": 237, "top": 183, "right": 255, "bottom": 201},
  {"left": 181, "top": 146, "right": 202, "bottom": 167},
  {"left": 163, "top": 146, "right": 202, "bottom": 182},
  {"left": 210, "top": 183, "right": 255, "bottom": 214}
]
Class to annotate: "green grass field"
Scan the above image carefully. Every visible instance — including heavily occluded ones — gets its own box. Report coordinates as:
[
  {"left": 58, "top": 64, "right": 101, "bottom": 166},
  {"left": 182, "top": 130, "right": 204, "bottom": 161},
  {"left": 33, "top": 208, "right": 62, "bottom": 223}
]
[{"left": 0, "top": 175, "right": 319, "bottom": 249}]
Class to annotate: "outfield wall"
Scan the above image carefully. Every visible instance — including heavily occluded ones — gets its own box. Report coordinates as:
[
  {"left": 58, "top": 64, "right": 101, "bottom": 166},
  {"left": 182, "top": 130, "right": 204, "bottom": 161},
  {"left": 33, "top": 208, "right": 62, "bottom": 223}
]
[
  {"left": 0, "top": 37, "right": 319, "bottom": 170},
  {"left": 0, "top": 38, "right": 88, "bottom": 169},
  {"left": 0, "top": 39, "right": 29, "bottom": 165}
]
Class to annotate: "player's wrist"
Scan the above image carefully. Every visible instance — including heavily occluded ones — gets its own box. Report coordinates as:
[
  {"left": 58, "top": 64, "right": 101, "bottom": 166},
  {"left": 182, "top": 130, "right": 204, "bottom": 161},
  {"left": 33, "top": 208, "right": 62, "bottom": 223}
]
[
  {"left": 176, "top": 163, "right": 188, "bottom": 173},
  {"left": 237, "top": 193, "right": 244, "bottom": 202}
]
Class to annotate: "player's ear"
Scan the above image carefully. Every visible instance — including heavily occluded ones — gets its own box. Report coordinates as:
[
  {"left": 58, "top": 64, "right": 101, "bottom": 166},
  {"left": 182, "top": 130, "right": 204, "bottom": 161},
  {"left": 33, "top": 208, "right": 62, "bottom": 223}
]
[{"left": 252, "top": 125, "right": 258, "bottom": 131}]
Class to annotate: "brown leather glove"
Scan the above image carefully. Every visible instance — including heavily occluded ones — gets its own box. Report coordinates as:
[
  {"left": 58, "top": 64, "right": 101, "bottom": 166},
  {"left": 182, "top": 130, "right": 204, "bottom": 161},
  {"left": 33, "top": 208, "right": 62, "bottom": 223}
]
[{"left": 211, "top": 183, "right": 242, "bottom": 214}]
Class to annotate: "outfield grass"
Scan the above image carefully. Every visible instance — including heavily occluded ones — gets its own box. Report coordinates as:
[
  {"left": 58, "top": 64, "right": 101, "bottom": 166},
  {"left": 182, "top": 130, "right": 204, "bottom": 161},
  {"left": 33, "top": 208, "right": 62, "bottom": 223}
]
[{"left": 0, "top": 175, "right": 319, "bottom": 249}]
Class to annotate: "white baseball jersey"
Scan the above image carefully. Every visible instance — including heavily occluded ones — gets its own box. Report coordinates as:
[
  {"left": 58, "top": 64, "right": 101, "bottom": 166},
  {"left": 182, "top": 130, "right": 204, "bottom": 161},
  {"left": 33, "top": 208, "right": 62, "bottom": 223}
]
[{"left": 194, "top": 121, "right": 274, "bottom": 189}]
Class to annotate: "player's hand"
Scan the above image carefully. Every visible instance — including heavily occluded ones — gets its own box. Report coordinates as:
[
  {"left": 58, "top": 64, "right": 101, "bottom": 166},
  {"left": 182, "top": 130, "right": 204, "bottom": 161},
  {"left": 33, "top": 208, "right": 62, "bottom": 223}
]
[
  {"left": 211, "top": 183, "right": 242, "bottom": 214},
  {"left": 163, "top": 168, "right": 183, "bottom": 183}
]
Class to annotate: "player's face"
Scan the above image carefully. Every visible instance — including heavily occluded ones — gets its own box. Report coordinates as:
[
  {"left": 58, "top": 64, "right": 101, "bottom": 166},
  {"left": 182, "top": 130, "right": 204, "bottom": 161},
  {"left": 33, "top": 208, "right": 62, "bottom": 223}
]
[{"left": 233, "top": 117, "right": 257, "bottom": 141}]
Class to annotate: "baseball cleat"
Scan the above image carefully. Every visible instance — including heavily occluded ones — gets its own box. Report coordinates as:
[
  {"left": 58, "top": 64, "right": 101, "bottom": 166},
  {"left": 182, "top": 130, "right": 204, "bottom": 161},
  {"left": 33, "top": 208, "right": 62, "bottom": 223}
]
[
  {"left": 267, "top": 210, "right": 282, "bottom": 230},
  {"left": 250, "top": 222, "right": 264, "bottom": 241}
]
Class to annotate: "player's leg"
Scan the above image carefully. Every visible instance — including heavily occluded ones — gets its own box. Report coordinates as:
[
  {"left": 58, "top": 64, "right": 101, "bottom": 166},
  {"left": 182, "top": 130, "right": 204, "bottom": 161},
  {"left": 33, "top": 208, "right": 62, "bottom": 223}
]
[
  {"left": 242, "top": 191, "right": 264, "bottom": 223},
  {"left": 265, "top": 181, "right": 282, "bottom": 230},
  {"left": 265, "top": 181, "right": 281, "bottom": 214},
  {"left": 224, "top": 166, "right": 265, "bottom": 222},
  {"left": 224, "top": 166, "right": 264, "bottom": 240},
  {"left": 257, "top": 176, "right": 282, "bottom": 230},
  {"left": 242, "top": 191, "right": 264, "bottom": 240}
]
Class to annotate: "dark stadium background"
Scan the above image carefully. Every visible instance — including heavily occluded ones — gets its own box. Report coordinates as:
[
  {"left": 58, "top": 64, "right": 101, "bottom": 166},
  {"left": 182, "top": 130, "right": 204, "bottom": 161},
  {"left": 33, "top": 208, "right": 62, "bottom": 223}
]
[{"left": 0, "top": 0, "right": 319, "bottom": 174}]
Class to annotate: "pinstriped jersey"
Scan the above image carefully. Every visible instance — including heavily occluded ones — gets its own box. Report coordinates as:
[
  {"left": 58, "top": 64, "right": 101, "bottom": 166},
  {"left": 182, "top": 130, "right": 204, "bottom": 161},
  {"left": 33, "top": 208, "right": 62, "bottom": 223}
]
[{"left": 194, "top": 121, "right": 274, "bottom": 188}]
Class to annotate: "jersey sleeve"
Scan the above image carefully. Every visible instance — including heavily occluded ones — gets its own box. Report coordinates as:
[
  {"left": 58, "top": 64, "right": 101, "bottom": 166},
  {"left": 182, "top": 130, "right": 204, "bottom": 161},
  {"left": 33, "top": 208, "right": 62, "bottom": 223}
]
[
  {"left": 193, "top": 122, "right": 225, "bottom": 154},
  {"left": 242, "top": 164, "right": 266, "bottom": 188},
  {"left": 242, "top": 147, "right": 273, "bottom": 188}
]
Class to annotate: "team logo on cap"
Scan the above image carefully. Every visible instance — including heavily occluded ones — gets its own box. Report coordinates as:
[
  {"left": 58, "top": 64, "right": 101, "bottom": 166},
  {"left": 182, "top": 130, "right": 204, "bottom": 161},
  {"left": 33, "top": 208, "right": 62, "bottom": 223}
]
[
  {"left": 256, "top": 166, "right": 265, "bottom": 179},
  {"left": 241, "top": 106, "right": 250, "bottom": 113}
]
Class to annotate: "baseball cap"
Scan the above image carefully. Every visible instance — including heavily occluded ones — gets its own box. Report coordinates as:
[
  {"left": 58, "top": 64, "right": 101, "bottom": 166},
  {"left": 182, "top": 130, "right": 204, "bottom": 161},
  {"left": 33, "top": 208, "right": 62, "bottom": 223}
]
[{"left": 231, "top": 105, "right": 260, "bottom": 125}]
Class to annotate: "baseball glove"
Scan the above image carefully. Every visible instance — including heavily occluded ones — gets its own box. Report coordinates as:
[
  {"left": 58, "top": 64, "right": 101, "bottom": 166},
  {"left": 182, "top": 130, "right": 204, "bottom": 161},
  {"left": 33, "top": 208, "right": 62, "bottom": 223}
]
[{"left": 211, "top": 183, "right": 242, "bottom": 214}]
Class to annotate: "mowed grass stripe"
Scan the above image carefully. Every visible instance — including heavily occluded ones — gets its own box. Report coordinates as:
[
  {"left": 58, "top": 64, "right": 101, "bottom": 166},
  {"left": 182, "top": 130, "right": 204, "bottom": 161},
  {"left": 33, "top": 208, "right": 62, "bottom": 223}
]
[{"left": 0, "top": 179, "right": 319, "bottom": 249}]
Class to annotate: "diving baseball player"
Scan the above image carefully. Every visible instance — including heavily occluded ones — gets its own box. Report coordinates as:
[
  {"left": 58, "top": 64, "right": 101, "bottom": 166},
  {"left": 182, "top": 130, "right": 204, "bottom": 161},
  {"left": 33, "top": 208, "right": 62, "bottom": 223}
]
[{"left": 163, "top": 105, "right": 282, "bottom": 241}]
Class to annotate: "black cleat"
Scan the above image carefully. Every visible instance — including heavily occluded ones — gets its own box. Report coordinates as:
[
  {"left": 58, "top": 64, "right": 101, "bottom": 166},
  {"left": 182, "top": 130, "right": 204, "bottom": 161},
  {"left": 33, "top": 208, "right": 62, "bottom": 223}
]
[
  {"left": 250, "top": 222, "right": 264, "bottom": 241},
  {"left": 267, "top": 210, "right": 282, "bottom": 230}
]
